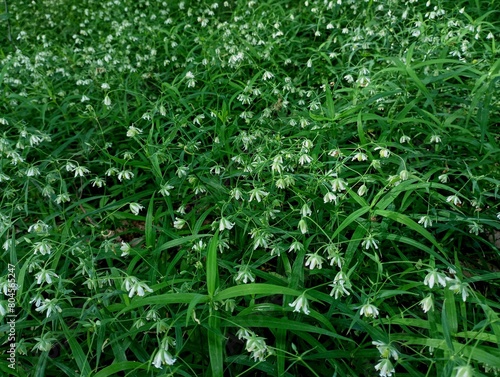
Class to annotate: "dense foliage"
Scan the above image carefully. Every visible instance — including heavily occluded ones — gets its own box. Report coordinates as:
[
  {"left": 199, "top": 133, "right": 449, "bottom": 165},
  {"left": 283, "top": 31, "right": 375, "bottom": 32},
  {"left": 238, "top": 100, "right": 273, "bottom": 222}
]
[{"left": 0, "top": 0, "right": 499, "bottom": 376}]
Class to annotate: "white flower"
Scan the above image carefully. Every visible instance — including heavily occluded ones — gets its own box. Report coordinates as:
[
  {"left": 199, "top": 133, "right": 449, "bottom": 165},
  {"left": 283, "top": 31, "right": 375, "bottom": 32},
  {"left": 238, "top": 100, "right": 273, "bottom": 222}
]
[
  {"left": 430, "top": 134, "right": 441, "bottom": 143},
  {"left": 159, "top": 183, "right": 174, "bottom": 196},
  {"left": 362, "top": 234, "right": 379, "bottom": 250},
  {"left": 374, "top": 147, "right": 390, "bottom": 158},
  {"left": 129, "top": 203, "right": 144, "bottom": 216},
  {"left": 289, "top": 293, "right": 310, "bottom": 315},
  {"left": 374, "top": 358, "right": 395, "bottom": 377},
  {"left": 73, "top": 165, "right": 90, "bottom": 177},
  {"left": 122, "top": 276, "right": 153, "bottom": 297},
  {"left": 152, "top": 338, "right": 176, "bottom": 368},
  {"left": 288, "top": 240, "right": 303, "bottom": 253},
  {"left": 454, "top": 365, "right": 474, "bottom": 377},
  {"left": 418, "top": 215, "right": 433, "bottom": 228},
  {"left": 126, "top": 126, "right": 143, "bottom": 137},
  {"left": 230, "top": 187, "right": 244, "bottom": 200},
  {"left": 438, "top": 174, "right": 449, "bottom": 183},
  {"left": 449, "top": 279, "right": 470, "bottom": 302},
  {"left": 468, "top": 222, "right": 483, "bottom": 236},
  {"left": 352, "top": 152, "right": 368, "bottom": 161},
  {"left": 245, "top": 333, "right": 269, "bottom": 362},
  {"left": 331, "top": 178, "right": 348, "bottom": 192},
  {"left": 372, "top": 341, "right": 399, "bottom": 360},
  {"left": 35, "top": 299, "right": 62, "bottom": 318},
  {"left": 298, "top": 218, "right": 308, "bottom": 234},
  {"left": 399, "top": 135, "right": 411, "bottom": 143},
  {"left": 298, "top": 153, "right": 312, "bottom": 165},
  {"left": 360, "top": 303, "right": 379, "bottom": 318},
  {"left": 173, "top": 217, "right": 186, "bottom": 229},
  {"left": 446, "top": 195, "right": 462, "bottom": 206},
  {"left": 420, "top": 294, "right": 434, "bottom": 313},
  {"left": 300, "top": 203, "right": 312, "bottom": 217},
  {"left": 120, "top": 242, "right": 131, "bottom": 257},
  {"left": 118, "top": 170, "right": 134, "bottom": 181},
  {"left": 323, "top": 192, "right": 338, "bottom": 204},
  {"left": 357, "top": 184, "right": 367, "bottom": 196},
  {"left": 103, "top": 95, "right": 112, "bottom": 106},
  {"left": 399, "top": 169, "right": 410, "bottom": 180},
  {"left": 423, "top": 269, "right": 447, "bottom": 289},
  {"left": 235, "top": 266, "right": 255, "bottom": 284},
  {"left": 305, "top": 253, "right": 324, "bottom": 270},
  {"left": 249, "top": 187, "right": 269, "bottom": 202},
  {"left": 34, "top": 269, "right": 59, "bottom": 285},
  {"left": 219, "top": 217, "right": 235, "bottom": 231},
  {"left": 262, "top": 71, "right": 274, "bottom": 80},
  {"left": 33, "top": 239, "right": 52, "bottom": 255}
]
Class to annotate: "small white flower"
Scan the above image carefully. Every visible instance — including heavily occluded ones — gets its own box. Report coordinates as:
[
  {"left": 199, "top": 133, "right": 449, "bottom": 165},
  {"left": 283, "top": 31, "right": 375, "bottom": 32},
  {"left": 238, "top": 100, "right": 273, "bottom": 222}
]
[
  {"left": 357, "top": 184, "right": 367, "bottom": 196},
  {"left": 173, "top": 217, "right": 186, "bottom": 229},
  {"left": 418, "top": 215, "right": 433, "bottom": 228},
  {"left": 219, "top": 217, "right": 235, "bottom": 231},
  {"left": 360, "top": 303, "right": 379, "bottom": 318},
  {"left": 73, "top": 165, "right": 90, "bottom": 177},
  {"left": 34, "top": 269, "right": 59, "bottom": 285},
  {"left": 262, "top": 71, "right": 274, "bottom": 80},
  {"left": 454, "top": 365, "right": 474, "bottom": 377},
  {"left": 438, "top": 173, "right": 449, "bottom": 183},
  {"left": 298, "top": 153, "right": 312, "bottom": 165},
  {"left": 152, "top": 337, "right": 176, "bottom": 368},
  {"left": 399, "top": 169, "right": 410, "bottom": 181},
  {"left": 298, "top": 218, "right": 308, "bottom": 234},
  {"left": 35, "top": 299, "right": 62, "bottom": 318},
  {"left": 249, "top": 187, "right": 269, "bottom": 202},
  {"left": 103, "top": 95, "right": 112, "bottom": 106},
  {"left": 374, "top": 358, "right": 395, "bottom": 377},
  {"left": 126, "top": 126, "right": 143, "bottom": 137},
  {"left": 288, "top": 240, "right": 303, "bottom": 253},
  {"left": 449, "top": 279, "right": 470, "bottom": 302},
  {"left": 446, "top": 195, "right": 462, "bottom": 206},
  {"left": 305, "top": 253, "right": 324, "bottom": 270},
  {"left": 372, "top": 341, "right": 399, "bottom": 360},
  {"left": 129, "top": 202, "right": 144, "bottom": 215},
  {"left": 122, "top": 276, "right": 153, "bottom": 297},
  {"left": 235, "top": 266, "right": 255, "bottom": 284},
  {"left": 362, "top": 234, "right": 379, "bottom": 250},
  {"left": 423, "top": 269, "right": 447, "bottom": 289},
  {"left": 300, "top": 203, "right": 312, "bottom": 217},
  {"left": 331, "top": 178, "right": 348, "bottom": 192},
  {"left": 118, "top": 170, "right": 134, "bottom": 181},
  {"left": 374, "top": 147, "right": 390, "bottom": 158},
  {"left": 33, "top": 239, "right": 52, "bottom": 255},
  {"left": 323, "top": 192, "right": 338, "bottom": 204},
  {"left": 420, "top": 294, "right": 434, "bottom": 313},
  {"left": 159, "top": 183, "right": 174, "bottom": 197},
  {"left": 352, "top": 152, "right": 368, "bottom": 161},
  {"left": 289, "top": 293, "right": 310, "bottom": 315},
  {"left": 120, "top": 242, "right": 131, "bottom": 257},
  {"left": 430, "top": 134, "right": 441, "bottom": 143},
  {"left": 399, "top": 135, "right": 411, "bottom": 143}
]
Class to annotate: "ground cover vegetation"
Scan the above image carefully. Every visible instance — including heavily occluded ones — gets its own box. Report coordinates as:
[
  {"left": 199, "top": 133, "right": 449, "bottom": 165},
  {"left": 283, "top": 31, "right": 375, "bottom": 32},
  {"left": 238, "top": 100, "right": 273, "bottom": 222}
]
[{"left": 0, "top": 0, "right": 499, "bottom": 376}]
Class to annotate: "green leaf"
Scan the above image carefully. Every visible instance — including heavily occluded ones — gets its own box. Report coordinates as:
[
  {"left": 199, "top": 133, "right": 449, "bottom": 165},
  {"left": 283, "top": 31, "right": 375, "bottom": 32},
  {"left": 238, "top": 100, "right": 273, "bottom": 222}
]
[
  {"left": 208, "top": 312, "right": 224, "bottom": 377},
  {"left": 114, "top": 293, "right": 209, "bottom": 314},
  {"left": 145, "top": 193, "right": 156, "bottom": 248},
  {"left": 59, "top": 316, "right": 92, "bottom": 376},
  {"left": 207, "top": 230, "right": 219, "bottom": 297},
  {"left": 214, "top": 284, "right": 303, "bottom": 301},
  {"left": 373, "top": 209, "right": 446, "bottom": 256},
  {"left": 93, "top": 361, "right": 148, "bottom": 377}
]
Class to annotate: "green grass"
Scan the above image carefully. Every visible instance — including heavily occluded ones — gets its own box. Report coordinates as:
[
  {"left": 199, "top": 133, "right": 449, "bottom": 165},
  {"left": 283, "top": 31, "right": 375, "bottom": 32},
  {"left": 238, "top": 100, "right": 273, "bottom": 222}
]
[{"left": 0, "top": 0, "right": 499, "bottom": 376}]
